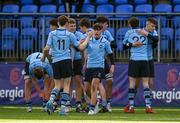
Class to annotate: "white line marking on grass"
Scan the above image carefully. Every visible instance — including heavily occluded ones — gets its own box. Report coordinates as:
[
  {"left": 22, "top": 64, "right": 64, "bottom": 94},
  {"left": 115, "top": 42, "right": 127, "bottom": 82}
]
[{"left": 0, "top": 120, "right": 179, "bottom": 123}]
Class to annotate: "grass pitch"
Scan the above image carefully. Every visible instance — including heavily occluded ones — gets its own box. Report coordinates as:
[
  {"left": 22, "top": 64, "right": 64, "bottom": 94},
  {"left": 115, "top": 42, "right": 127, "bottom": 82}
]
[{"left": 0, "top": 106, "right": 180, "bottom": 123}]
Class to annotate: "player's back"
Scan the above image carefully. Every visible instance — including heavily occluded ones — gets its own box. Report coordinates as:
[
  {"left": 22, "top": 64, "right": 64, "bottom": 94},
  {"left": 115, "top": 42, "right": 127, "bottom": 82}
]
[
  {"left": 49, "top": 29, "right": 74, "bottom": 62},
  {"left": 102, "top": 30, "right": 114, "bottom": 43},
  {"left": 124, "top": 29, "right": 149, "bottom": 60},
  {"left": 73, "top": 31, "right": 85, "bottom": 60}
]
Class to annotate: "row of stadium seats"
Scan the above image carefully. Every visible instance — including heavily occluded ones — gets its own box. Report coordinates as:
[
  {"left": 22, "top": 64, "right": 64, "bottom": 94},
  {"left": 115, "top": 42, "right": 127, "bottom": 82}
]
[
  {"left": 4, "top": 0, "right": 180, "bottom": 5},
  {"left": 1, "top": 27, "right": 180, "bottom": 52},
  {"left": 1, "top": 3, "right": 179, "bottom": 14}
]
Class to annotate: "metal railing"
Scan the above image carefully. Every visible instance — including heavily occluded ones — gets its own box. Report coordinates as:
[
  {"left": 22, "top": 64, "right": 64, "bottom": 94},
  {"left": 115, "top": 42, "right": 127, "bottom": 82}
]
[{"left": 0, "top": 13, "right": 180, "bottom": 62}]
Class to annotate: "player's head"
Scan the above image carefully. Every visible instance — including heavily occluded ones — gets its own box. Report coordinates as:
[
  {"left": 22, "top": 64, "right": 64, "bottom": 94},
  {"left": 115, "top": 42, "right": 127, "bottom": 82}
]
[
  {"left": 79, "top": 18, "right": 91, "bottom": 33},
  {"left": 92, "top": 23, "right": 103, "bottom": 39},
  {"left": 33, "top": 67, "right": 44, "bottom": 80},
  {"left": 128, "top": 17, "right": 139, "bottom": 29},
  {"left": 68, "top": 18, "right": 76, "bottom": 33},
  {"left": 146, "top": 17, "right": 157, "bottom": 32},
  {"left": 96, "top": 16, "right": 109, "bottom": 31},
  {"left": 49, "top": 18, "right": 58, "bottom": 31},
  {"left": 57, "top": 15, "right": 69, "bottom": 28}
]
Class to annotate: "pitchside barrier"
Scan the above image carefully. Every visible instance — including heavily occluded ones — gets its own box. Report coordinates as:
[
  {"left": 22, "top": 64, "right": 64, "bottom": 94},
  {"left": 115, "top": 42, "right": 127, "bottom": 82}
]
[
  {"left": 0, "top": 13, "right": 179, "bottom": 62},
  {"left": 0, "top": 63, "right": 179, "bottom": 107}
]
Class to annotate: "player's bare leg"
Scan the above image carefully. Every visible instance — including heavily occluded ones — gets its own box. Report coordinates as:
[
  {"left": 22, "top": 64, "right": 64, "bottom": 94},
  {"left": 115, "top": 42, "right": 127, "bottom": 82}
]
[{"left": 24, "top": 78, "right": 32, "bottom": 112}]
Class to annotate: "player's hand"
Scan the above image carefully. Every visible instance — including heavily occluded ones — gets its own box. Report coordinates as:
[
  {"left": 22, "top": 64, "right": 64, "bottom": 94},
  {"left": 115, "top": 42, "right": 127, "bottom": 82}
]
[
  {"left": 110, "top": 65, "right": 115, "bottom": 74},
  {"left": 136, "top": 29, "right": 148, "bottom": 36},
  {"left": 87, "top": 31, "right": 94, "bottom": 38},
  {"left": 133, "top": 41, "right": 143, "bottom": 47}
]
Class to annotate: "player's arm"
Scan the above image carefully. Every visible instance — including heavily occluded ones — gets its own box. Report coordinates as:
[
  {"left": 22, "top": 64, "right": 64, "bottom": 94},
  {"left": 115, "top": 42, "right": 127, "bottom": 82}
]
[
  {"left": 78, "top": 31, "right": 93, "bottom": 50},
  {"left": 42, "top": 32, "right": 52, "bottom": 62},
  {"left": 31, "top": 78, "right": 44, "bottom": 98}
]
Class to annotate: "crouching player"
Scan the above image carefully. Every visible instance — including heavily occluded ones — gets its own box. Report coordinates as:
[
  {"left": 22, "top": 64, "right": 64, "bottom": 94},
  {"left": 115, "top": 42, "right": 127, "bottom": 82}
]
[{"left": 23, "top": 52, "right": 53, "bottom": 112}]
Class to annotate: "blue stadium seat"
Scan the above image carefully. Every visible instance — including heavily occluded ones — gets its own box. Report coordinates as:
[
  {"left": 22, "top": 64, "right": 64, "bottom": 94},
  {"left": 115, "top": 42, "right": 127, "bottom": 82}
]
[
  {"left": 2, "top": 4, "right": 19, "bottom": 13},
  {"left": 154, "top": 4, "right": 172, "bottom": 27},
  {"left": 172, "top": 0, "right": 180, "bottom": 5},
  {"left": 58, "top": 5, "right": 76, "bottom": 13},
  {"left": 116, "top": 28, "right": 129, "bottom": 51},
  {"left": 115, "top": 4, "right": 133, "bottom": 19},
  {"left": 21, "top": 5, "right": 38, "bottom": 13},
  {"left": 39, "top": 28, "right": 50, "bottom": 50},
  {"left": 39, "top": 17, "right": 53, "bottom": 28},
  {"left": 1, "top": 39, "right": 16, "bottom": 50},
  {"left": 40, "top": 5, "right": 56, "bottom": 13},
  {"left": 115, "top": 0, "right": 128, "bottom": 4},
  {"left": 20, "top": 39, "right": 33, "bottom": 50},
  {"left": 134, "top": 0, "right": 147, "bottom": 4},
  {"left": 84, "top": 0, "right": 91, "bottom": 4},
  {"left": 2, "top": 28, "right": 19, "bottom": 39},
  {"left": 96, "top": 4, "right": 114, "bottom": 17},
  {"left": 95, "top": 0, "right": 108, "bottom": 4},
  {"left": 20, "top": 17, "right": 33, "bottom": 28},
  {"left": 175, "top": 28, "right": 180, "bottom": 51},
  {"left": 39, "top": 0, "right": 52, "bottom": 4},
  {"left": 58, "top": 5, "right": 65, "bottom": 13},
  {"left": 21, "top": 28, "right": 38, "bottom": 40},
  {"left": 173, "top": 5, "right": 180, "bottom": 28},
  {"left": 107, "top": 28, "right": 115, "bottom": 37},
  {"left": 20, "top": 0, "right": 34, "bottom": 5},
  {"left": 160, "top": 28, "right": 173, "bottom": 51},
  {"left": 2, "top": 28, "right": 19, "bottom": 50},
  {"left": 135, "top": 4, "right": 152, "bottom": 26},
  {"left": 173, "top": 16, "right": 180, "bottom": 29},
  {"left": 58, "top": 0, "right": 62, "bottom": 4},
  {"left": 82, "top": 4, "right": 95, "bottom": 13}
]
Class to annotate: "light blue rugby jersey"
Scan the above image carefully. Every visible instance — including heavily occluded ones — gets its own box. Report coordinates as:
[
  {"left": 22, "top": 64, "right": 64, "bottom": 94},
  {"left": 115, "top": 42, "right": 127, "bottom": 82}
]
[
  {"left": 46, "top": 28, "right": 79, "bottom": 63},
  {"left": 86, "top": 36, "right": 112, "bottom": 68},
  {"left": 146, "top": 29, "right": 158, "bottom": 60},
  {"left": 26, "top": 52, "right": 53, "bottom": 78},
  {"left": 102, "top": 30, "right": 114, "bottom": 43},
  {"left": 73, "top": 31, "right": 86, "bottom": 60},
  {"left": 123, "top": 28, "right": 151, "bottom": 61}
]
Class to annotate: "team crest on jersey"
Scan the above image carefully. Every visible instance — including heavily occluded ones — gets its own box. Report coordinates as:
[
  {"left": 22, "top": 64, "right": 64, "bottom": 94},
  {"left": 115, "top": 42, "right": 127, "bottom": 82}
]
[{"left": 99, "top": 44, "right": 103, "bottom": 48}]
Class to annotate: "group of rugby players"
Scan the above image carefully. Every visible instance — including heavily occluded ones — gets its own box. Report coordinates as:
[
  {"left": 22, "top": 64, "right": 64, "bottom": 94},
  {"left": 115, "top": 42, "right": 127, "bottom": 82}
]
[{"left": 23, "top": 15, "right": 158, "bottom": 115}]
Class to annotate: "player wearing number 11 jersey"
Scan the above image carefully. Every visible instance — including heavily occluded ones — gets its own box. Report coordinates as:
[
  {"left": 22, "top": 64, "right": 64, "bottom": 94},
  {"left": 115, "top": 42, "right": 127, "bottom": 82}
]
[{"left": 42, "top": 15, "right": 79, "bottom": 115}]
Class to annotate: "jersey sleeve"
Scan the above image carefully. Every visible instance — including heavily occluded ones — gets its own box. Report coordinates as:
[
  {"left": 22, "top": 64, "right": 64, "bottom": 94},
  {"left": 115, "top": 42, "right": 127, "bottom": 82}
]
[
  {"left": 26, "top": 54, "right": 31, "bottom": 63},
  {"left": 106, "top": 30, "right": 114, "bottom": 42},
  {"left": 105, "top": 41, "right": 113, "bottom": 54},
  {"left": 123, "top": 31, "right": 130, "bottom": 44},
  {"left": 153, "top": 30, "right": 158, "bottom": 36},
  {"left": 70, "top": 32, "right": 79, "bottom": 47},
  {"left": 46, "top": 31, "right": 53, "bottom": 47}
]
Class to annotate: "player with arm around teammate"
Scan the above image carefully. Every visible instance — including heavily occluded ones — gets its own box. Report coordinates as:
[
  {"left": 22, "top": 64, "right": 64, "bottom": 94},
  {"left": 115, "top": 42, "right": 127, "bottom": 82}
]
[
  {"left": 78, "top": 23, "right": 115, "bottom": 115},
  {"left": 123, "top": 17, "right": 154, "bottom": 113},
  {"left": 42, "top": 15, "right": 79, "bottom": 116}
]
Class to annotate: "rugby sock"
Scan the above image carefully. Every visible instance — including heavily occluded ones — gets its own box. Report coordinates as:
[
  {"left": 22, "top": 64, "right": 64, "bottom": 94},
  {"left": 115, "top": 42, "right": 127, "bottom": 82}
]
[
  {"left": 128, "top": 88, "right": 135, "bottom": 108},
  {"left": 87, "top": 103, "right": 91, "bottom": 110},
  {"left": 144, "top": 88, "right": 151, "bottom": 108},
  {"left": 49, "top": 88, "right": 59, "bottom": 102},
  {"left": 76, "top": 101, "right": 82, "bottom": 108},
  {"left": 26, "top": 101, "right": 32, "bottom": 107},
  {"left": 61, "top": 92, "right": 69, "bottom": 107},
  {"left": 89, "top": 105, "right": 95, "bottom": 111},
  {"left": 42, "top": 99, "right": 48, "bottom": 108},
  {"left": 107, "top": 98, "right": 112, "bottom": 104},
  {"left": 101, "top": 100, "right": 107, "bottom": 108}
]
